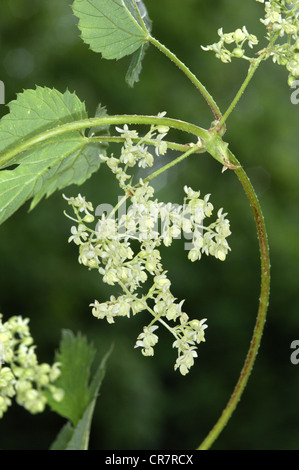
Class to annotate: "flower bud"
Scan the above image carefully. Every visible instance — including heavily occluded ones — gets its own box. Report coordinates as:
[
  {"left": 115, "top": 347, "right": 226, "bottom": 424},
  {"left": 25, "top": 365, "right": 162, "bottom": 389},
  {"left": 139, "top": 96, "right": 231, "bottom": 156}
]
[
  {"left": 157, "top": 125, "right": 169, "bottom": 134},
  {"left": 83, "top": 214, "right": 95, "bottom": 223},
  {"left": 232, "top": 47, "right": 245, "bottom": 58}
]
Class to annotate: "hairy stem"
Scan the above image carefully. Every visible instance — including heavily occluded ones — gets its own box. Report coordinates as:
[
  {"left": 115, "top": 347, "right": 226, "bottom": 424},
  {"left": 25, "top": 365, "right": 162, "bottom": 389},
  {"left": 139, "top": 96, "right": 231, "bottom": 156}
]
[
  {"left": 198, "top": 150, "right": 270, "bottom": 450},
  {"left": 218, "top": 54, "right": 266, "bottom": 127},
  {"left": 89, "top": 136, "right": 205, "bottom": 154},
  {"left": 0, "top": 115, "right": 208, "bottom": 168},
  {"left": 149, "top": 36, "right": 222, "bottom": 121}
]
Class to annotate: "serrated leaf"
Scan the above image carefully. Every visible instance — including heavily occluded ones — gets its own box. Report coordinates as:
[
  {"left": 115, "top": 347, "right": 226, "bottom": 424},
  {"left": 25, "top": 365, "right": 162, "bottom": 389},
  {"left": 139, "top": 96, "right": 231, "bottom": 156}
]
[
  {"left": 48, "top": 332, "right": 113, "bottom": 451},
  {"left": 72, "top": 0, "right": 151, "bottom": 61},
  {"left": 0, "top": 87, "right": 86, "bottom": 162},
  {"left": 46, "top": 330, "right": 96, "bottom": 426},
  {"left": 0, "top": 87, "right": 105, "bottom": 225}
]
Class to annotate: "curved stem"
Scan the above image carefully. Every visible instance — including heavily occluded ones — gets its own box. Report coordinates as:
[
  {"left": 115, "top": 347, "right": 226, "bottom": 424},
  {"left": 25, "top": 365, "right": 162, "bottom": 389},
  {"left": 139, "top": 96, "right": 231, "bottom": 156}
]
[
  {"left": 149, "top": 36, "right": 222, "bottom": 121},
  {"left": 0, "top": 115, "right": 208, "bottom": 168},
  {"left": 198, "top": 150, "right": 270, "bottom": 450}
]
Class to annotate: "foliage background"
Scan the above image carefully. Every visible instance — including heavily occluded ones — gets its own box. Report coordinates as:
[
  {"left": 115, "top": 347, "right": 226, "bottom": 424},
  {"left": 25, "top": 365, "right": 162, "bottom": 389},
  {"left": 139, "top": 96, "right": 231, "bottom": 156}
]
[{"left": 0, "top": 0, "right": 298, "bottom": 450}]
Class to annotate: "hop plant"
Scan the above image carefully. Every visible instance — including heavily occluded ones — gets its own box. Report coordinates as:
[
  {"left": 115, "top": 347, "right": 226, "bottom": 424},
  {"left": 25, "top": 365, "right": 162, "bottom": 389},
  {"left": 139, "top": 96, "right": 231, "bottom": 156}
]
[
  {"left": 0, "top": 314, "right": 63, "bottom": 418},
  {"left": 64, "top": 123, "right": 231, "bottom": 375}
]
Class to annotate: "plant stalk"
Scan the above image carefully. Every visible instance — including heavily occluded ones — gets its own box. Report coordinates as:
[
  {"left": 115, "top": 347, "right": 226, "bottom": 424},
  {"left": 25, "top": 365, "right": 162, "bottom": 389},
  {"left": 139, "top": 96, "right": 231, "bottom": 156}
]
[
  {"left": 0, "top": 115, "right": 208, "bottom": 168},
  {"left": 198, "top": 150, "right": 270, "bottom": 450},
  {"left": 218, "top": 54, "right": 266, "bottom": 127},
  {"left": 149, "top": 36, "right": 222, "bottom": 121}
]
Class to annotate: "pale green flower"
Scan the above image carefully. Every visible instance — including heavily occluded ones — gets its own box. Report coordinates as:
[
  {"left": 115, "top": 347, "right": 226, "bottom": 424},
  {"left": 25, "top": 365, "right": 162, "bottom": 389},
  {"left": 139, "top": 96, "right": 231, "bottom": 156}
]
[
  {"left": 135, "top": 325, "right": 159, "bottom": 356},
  {"left": 68, "top": 224, "right": 88, "bottom": 245}
]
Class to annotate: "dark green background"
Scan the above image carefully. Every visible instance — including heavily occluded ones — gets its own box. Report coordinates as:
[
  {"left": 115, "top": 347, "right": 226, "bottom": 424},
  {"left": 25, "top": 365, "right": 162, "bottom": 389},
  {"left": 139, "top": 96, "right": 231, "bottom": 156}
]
[{"left": 0, "top": 0, "right": 298, "bottom": 450}]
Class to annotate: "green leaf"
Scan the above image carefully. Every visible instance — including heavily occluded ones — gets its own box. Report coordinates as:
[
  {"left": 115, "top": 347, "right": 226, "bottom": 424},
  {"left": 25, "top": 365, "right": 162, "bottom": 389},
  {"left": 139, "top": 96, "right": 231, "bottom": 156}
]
[
  {"left": 0, "top": 87, "right": 105, "bottom": 225},
  {"left": 72, "top": 0, "right": 151, "bottom": 60},
  {"left": 125, "top": 1, "right": 152, "bottom": 86},
  {"left": 125, "top": 43, "right": 148, "bottom": 87},
  {"left": 127, "top": 0, "right": 151, "bottom": 32},
  {"left": 50, "top": 399, "right": 97, "bottom": 450},
  {"left": 88, "top": 103, "right": 110, "bottom": 138},
  {"left": 48, "top": 331, "right": 112, "bottom": 450},
  {"left": 46, "top": 330, "right": 96, "bottom": 425},
  {"left": 64, "top": 400, "right": 97, "bottom": 450}
]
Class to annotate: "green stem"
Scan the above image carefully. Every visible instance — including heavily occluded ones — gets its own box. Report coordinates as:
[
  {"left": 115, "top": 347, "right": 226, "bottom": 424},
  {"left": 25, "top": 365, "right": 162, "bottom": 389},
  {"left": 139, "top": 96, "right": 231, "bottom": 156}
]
[
  {"left": 144, "top": 145, "right": 200, "bottom": 183},
  {"left": 149, "top": 36, "right": 222, "bottom": 121},
  {"left": 198, "top": 150, "right": 270, "bottom": 450},
  {"left": 89, "top": 136, "right": 204, "bottom": 154},
  {"left": 218, "top": 54, "right": 265, "bottom": 128},
  {"left": 0, "top": 115, "right": 208, "bottom": 168}
]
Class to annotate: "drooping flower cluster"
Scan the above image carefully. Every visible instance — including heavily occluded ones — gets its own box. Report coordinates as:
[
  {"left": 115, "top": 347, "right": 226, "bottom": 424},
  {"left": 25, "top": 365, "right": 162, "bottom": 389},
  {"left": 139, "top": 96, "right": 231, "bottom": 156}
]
[
  {"left": 202, "top": 1, "right": 299, "bottom": 85},
  {"left": 0, "top": 314, "right": 63, "bottom": 418},
  {"left": 64, "top": 122, "right": 231, "bottom": 375}
]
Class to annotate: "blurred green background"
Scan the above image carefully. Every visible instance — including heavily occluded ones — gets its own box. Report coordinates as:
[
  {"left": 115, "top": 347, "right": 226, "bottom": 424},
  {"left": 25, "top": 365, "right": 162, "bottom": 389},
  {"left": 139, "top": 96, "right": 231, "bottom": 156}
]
[{"left": 0, "top": 0, "right": 298, "bottom": 450}]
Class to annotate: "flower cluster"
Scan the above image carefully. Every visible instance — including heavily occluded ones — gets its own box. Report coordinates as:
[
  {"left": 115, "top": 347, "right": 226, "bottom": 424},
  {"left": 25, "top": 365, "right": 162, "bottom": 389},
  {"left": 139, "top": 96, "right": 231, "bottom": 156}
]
[
  {"left": 202, "top": 1, "right": 299, "bottom": 85},
  {"left": 101, "top": 117, "right": 168, "bottom": 190},
  {"left": 0, "top": 314, "right": 63, "bottom": 419},
  {"left": 257, "top": 0, "right": 299, "bottom": 85},
  {"left": 201, "top": 26, "right": 259, "bottom": 63},
  {"left": 64, "top": 123, "right": 231, "bottom": 375}
]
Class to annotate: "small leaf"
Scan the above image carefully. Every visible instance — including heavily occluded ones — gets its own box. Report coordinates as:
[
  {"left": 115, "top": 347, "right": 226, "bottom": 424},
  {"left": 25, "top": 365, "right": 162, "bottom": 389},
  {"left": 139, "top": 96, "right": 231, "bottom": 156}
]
[
  {"left": 72, "top": 0, "right": 151, "bottom": 60},
  {"left": 48, "top": 331, "right": 113, "bottom": 451},
  {"left": 125, "top": 43, "right": 148, "bottom": 87},
  {"left": 88, "top": 103, "right": 110, "bottom": 138},
  {"left": 125, "top": 1, "right": 152, "bottom": 87},
  {"left": 0, "top": 87, "right": 106, "bottom": 225},
  {"left": 46, "top": 330, "right": 96, "bottom": 426}
]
